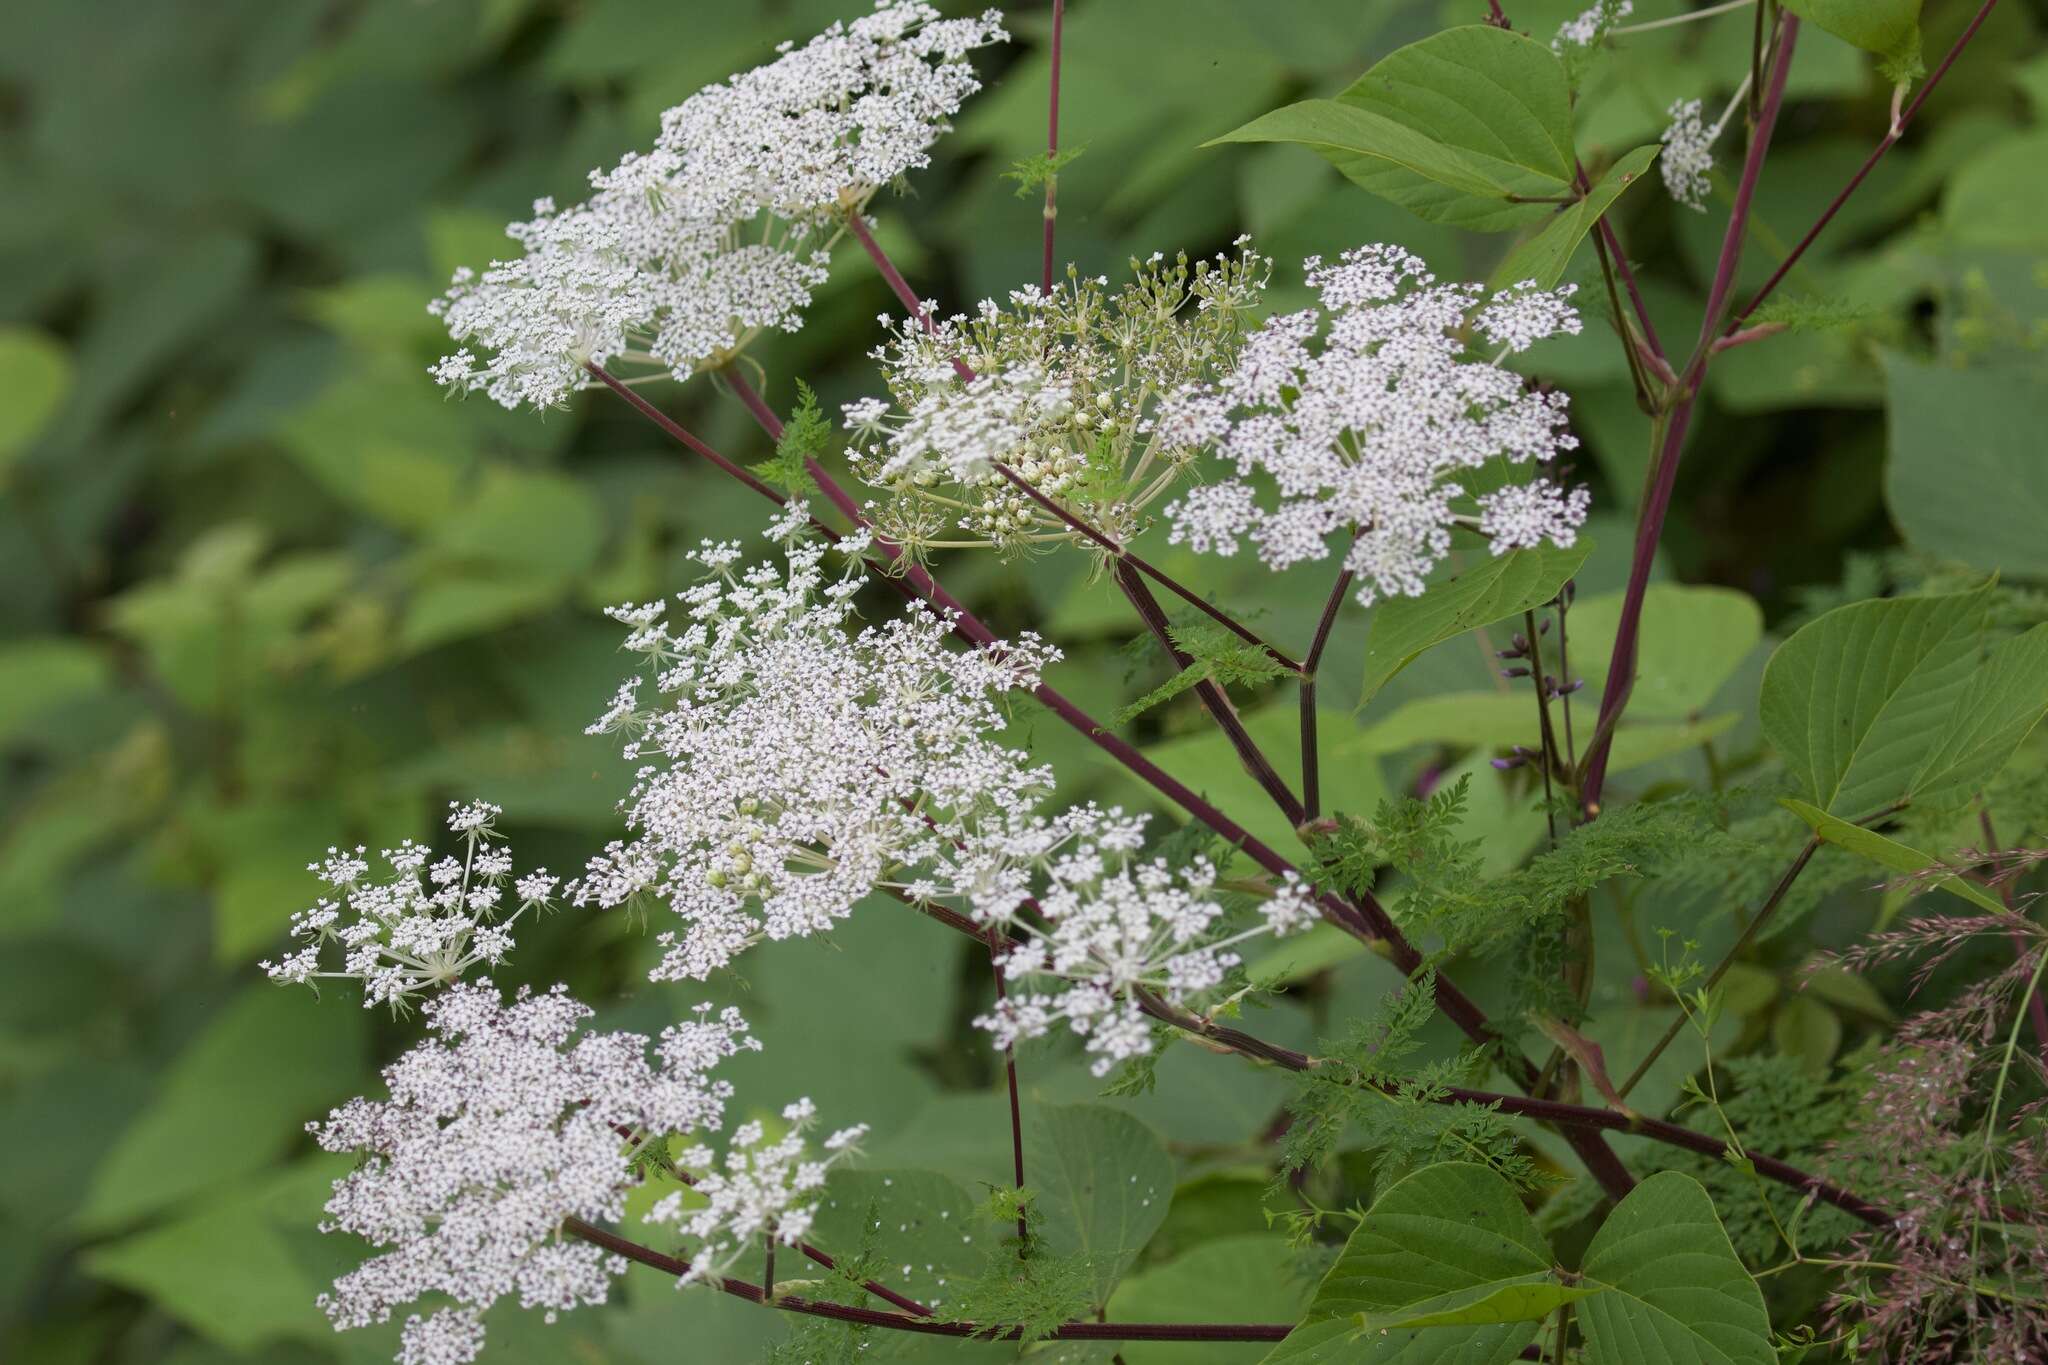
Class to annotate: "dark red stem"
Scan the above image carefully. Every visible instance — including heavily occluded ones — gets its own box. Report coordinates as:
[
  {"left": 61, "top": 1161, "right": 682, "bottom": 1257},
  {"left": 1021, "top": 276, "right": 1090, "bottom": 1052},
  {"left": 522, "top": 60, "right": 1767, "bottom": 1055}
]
[
  {"left": 1578, "top": 17, "right": 1800, "bottom": 813},
  {"left": 1734, "top": 0, "right": 2003, "bottom": 328},
  {"left": 563, "top": 1218, "right": 1291, "bottom": 1341},
  {"left": 1042, "top": 0, "right": 1065, "bottom": 294},
  {"left": 1299, "top": 566, "right": 1353, "bottom": 822}
]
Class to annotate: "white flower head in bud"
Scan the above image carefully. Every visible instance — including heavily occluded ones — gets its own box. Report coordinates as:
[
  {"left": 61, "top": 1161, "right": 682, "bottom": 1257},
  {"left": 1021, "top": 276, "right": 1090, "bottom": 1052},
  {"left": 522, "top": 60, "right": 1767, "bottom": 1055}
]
[
  {"left": 1661, "top": 98, "right": 1718, "bottom": 211},
  {"left": 1162, "top": 246, "right": 1588, "bottom": 607},
  {"left": 1554, "top": 0, "right": 1632, "bottom": 50},
  {"left": 311, "top": 983, "right": 759, "bottom": 1364}
]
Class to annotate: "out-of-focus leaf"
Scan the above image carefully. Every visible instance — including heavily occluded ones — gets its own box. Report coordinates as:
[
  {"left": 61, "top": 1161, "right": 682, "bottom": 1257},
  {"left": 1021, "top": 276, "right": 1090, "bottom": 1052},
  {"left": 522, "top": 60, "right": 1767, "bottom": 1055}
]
[
  {"left": 1781, "top": 0, "right": 1923, "bottom": 81},
  {"left": 76, "top": 987, "right": 367, "bottom": 1233},
  {"left": 1108, "top": 1234, "right": 1315, "bottom": 1364},
  {"left": 0, "top": 639, "right": 109, "bottom": 745},
  {"left": 1883, "top": 354, "right": 2048, "bottom": 580},
  {"left": 0, "top": 327, "right": 72, "bottom": 471}
]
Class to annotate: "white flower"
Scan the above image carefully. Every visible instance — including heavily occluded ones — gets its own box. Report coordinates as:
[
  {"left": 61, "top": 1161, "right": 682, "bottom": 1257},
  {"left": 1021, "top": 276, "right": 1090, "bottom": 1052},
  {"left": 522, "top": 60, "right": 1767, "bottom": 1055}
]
[
  {"left": 1554, "top": 0, "right": 1632, "bottom": 50},
  {"left": 262, "top": 801, "right": 557, "bottom": 1008},
  {"left": 844, "top": 244, "right": 1274, "bottom": 556},
  {"left": 571, "top": 530, "right": 1058, "bottom": 981},
  {"left": 432, "top": 2, "right": 1008, "bottom": 409},
  {"left": 644, "top": 1099, "right": 867, "bottom": 1286},
  {"left": 938, "top": 808, "right": 1318, "bottom": 1076},
  {"left": 1660, "top": 98, "right": 1717, "bottom": 210},
  {"left": 311, "top": 982, "right": 759, "bottom": 1365},
  {"left": 1162, "top": 246, "right": 1588, "bottom": 607}
]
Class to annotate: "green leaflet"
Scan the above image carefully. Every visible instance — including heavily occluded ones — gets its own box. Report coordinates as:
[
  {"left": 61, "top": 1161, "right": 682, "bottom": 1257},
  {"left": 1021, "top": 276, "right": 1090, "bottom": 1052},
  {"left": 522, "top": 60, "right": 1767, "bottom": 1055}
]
[
  {"left": 1494, "top": 145, "right": 1660, "bottom": 290},
  {"left": 1761, "top": 587, "right": 2048, "bottom": 818},
  {"left": 1883, "top": 354, "right": 2048, "bottom": 581},
  {"left": 1779, "top": 797, "right": 2007, "bottom": 914},
  {"left": 1209, "top": 26, "right": 1575, "bottom": 232},
  {"left": 1028, "top": 1104, "right": 1175, "bottom": 1308},
  {"left": 1781, "top": 0, "right": 1924, "bottom": 82},
  {"left": 0, "top": 325, "right": 72, "bottom": 472},
  {"left": 1576, "top": 1172, "right": 1774, "bottom": 1364},
  {"left": 1358, "top": 542, "right": 1590, "bottom": 706},
  {"left": 1263, "top": 1164, "right": 1768, "bottom": 1364}
]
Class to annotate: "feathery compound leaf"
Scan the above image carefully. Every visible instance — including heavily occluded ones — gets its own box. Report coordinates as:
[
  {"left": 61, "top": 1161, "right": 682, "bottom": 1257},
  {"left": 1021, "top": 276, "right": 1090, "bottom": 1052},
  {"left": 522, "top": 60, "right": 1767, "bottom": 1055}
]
[
  {"left": 1359, "top": 541, "right": 1590, "bottom": 706},
  {"left": 1210, "top": 26, "right": 1576, "bottom": 232},
  {"left": 752, "top": 378, "right": 827, "bottom": 495},
  {"left": 1759, "top": 585, "right": 1991, "bottom": 819},
  {"left": 1577, "top": 1172, "right": 1773, "bottom": 1365}
]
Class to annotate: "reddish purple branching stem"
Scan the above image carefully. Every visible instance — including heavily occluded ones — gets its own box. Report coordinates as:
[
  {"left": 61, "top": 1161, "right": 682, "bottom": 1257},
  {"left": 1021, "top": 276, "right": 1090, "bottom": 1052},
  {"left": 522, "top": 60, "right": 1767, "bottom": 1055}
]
[
  {"left": 1114, "top": 559, "right": 1305, "bottom": 823},
  {"left": 1299, "top": 566, "right": 1353, "bottom": 822},
  {"left": 993, "top": 464, "right": 1300, "bottom": 669},
  {"left": 1734, "top": 0, "right": 2004, "bottom": 328},
  {"left": 1578, "top": 17, "right": 1801, "bottom": 813},
  {"left": 563, "top": 1217, "right": 1291, "bottom": 1340},
  {"left": 1042, "top": 0, "right": 1065, "bottom": 294},
  {"left": 722, "top": 210, "right": 1644, "bottom": 1201}
]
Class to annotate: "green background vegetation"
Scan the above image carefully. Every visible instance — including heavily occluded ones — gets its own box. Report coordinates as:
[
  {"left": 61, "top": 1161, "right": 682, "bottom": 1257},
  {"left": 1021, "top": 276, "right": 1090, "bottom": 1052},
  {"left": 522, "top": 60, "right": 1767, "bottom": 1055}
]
[{"left": 3, "top": 1, "right": 2045, "bottom": 1361}]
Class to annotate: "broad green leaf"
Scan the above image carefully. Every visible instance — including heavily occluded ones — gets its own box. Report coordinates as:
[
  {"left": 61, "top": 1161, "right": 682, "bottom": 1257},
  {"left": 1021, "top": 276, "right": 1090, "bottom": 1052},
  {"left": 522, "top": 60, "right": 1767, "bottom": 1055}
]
[
  {"left": 1577, "top": 1171, "right": 1773, "bottom": 1365},
  {"left": 1140, "top": 704, "right": 1385, "bottom": 853},
  {"left": 808, "top": 1168, "right": 983, "bottom": 1312},
  {"left": 1781, "top": 0, "right": 1923, "bottom": 82},
  {"left": 1108, "top": 1234, "right": 1315, "bottom": 1364},
  {"left": 1211, "top": 27, "right": 1575, "bottom": 232},
  {"left": 1778, "top": 797, "right": 2007, "bottom": 914},
  {"left": 1262, "top": 1162, "right": 1550, "bottom": 1363},
  {"left": 83, "top": 1158, "right": 352, "bottom": 1352},
  {"left": 1028, "top": 1104, "right": 1175, "bottom": 1306},
  {"left": 0, "top": 326, "right": 72, "bottom": 470},
  {"left": 1353, "top": 690, "right": 1736, "bottom": 772},
  {"left": 1360, "top": 542, "right": 1591, "bottom": 706},
  {"left": 1942, "top": 132, "right": 2048, "bottom": 250},
  {"left": 76, "top": 987, "right": 367, "bottom": 1233},
  {"left": 1570, "top": 584, "right": 1764, "bottom": 721},
  {"left": 1883, "top": 354, "right": 2048, "bottom": 580},
  {"left": 1495, "top": 145, "right": 1660, "bottom": 290},
  {"left": 1772, "top": 994, "right": 1843, "bottom": 1076},
  {"left": 1759, "top": 586, "right": 1989, "bottom": 819},
  {"left": 1909, "top": 624, "right": 2048, "bottom": 807},
  {"left": 0, "top": 639, "right": 110, "bottom": 745}
]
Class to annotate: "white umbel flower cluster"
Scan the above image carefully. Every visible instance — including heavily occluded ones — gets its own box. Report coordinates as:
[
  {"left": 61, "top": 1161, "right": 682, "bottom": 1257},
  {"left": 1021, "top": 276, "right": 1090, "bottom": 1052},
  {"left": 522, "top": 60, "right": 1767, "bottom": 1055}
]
[
  {"left": 844, "top": 243, "right": 1274, "bottom": 558},
  {"left": 645, "top": 1097, "right": 870, "bottom": 1287},
  {"left": 917, "top": 806, "right": 1319, "bottom": 1076},
  {"left": 1161, "top": 246, "right": 1589, "bottom": 607},
  {"left": 572, "top": 516, "right": 1057, "bottom": 981},
  {"left": 1554, "top": 0, "right": 1632, "bottom": 49},
  {"left": 1660, "top": 97, "right": 1719, "bottom": 211},
  {"left": 262, "top": 801, "right": 558, "bottom": 1009},
  {"left": 431, "top": 1, "right": 1007, "bottom": 409},
  {"left": 310, "top": 981, "right": 763, "bottom": 1365}
]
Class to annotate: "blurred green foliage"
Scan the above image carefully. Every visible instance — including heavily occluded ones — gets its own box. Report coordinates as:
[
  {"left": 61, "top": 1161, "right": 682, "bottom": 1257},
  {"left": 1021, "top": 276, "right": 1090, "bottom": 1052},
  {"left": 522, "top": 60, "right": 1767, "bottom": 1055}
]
[{"left": 3, "top": 0, "right": 2046, "bottom": 1361}]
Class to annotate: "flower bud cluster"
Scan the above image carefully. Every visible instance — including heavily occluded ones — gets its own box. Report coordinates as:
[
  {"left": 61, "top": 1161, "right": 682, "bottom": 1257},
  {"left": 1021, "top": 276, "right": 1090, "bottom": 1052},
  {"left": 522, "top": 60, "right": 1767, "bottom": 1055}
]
[{"left": 842, "top": 242, "right": 1273, "bottom": 560}]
